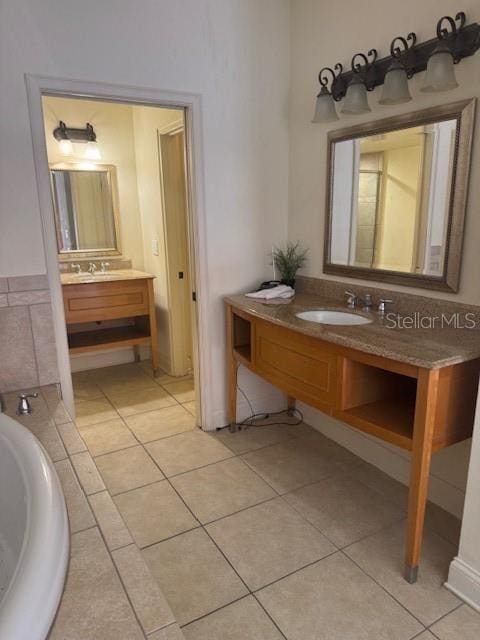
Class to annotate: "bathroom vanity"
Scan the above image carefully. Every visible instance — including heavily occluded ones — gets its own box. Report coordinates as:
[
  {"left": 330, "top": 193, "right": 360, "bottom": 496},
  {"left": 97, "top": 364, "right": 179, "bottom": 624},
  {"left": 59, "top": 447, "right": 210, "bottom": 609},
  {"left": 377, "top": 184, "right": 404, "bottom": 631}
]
[
  {"left": 61, "top": 269, "right": 159, "bottom": 374},
  {"left": 225, "top": 293, "right": 480, "bottom": 583}
]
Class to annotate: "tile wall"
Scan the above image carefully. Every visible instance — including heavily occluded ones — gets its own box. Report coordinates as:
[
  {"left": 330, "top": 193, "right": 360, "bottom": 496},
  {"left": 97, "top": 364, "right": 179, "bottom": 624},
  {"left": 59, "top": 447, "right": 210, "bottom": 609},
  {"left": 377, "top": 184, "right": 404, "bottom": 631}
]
[{"left": 0, "top": 274, "right": 59, "bottom": 392}]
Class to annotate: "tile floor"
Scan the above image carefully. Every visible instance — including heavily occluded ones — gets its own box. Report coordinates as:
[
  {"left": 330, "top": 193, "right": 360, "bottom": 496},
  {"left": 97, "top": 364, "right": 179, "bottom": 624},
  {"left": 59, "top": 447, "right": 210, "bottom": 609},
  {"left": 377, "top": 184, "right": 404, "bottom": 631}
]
[{"left": 5, "top": 362, "right": 480, "bottom": 640}]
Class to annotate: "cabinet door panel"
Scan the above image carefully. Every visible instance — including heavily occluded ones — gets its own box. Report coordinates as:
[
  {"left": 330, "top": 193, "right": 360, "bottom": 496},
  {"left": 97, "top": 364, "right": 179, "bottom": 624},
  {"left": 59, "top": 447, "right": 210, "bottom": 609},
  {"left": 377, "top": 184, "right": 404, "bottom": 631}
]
[
  {"left": 63, "top": 280, "right": 150, "bottom": 323},
  {"left": 255, "top": 320, "right": 336, "bottom": 411}
]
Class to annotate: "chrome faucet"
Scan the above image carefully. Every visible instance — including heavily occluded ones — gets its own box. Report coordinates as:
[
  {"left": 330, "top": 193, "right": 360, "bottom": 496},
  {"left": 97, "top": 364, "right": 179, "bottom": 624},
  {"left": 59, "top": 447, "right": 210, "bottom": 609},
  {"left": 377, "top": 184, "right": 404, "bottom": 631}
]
[
  {"left": 362, "top": 293, "right": 374, "bottom": 312},
  {"left": 345, "top": 291, "right": 358, "bottom": 308},
  {"left": 378, "top": 298, "right": 393, "bottom": 316},
  {"left": 100, "top": 261, "right": 110, "bottom": 273},
  {"left": 17, "top": 393, "right": 38, "bottom": 415},
  {"left": 72, "top": 263, "right": 82, "bottom": 274},
  {"left": 88, "top": 262, "right": 97, "bottom": 274}
]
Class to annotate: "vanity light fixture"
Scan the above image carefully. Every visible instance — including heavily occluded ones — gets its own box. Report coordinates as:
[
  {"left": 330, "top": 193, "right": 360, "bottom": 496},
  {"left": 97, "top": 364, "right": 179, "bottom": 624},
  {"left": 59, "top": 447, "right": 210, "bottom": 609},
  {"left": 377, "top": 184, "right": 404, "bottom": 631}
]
[
  {"left": 379, "top": 34, "right": 416, "bottom": 105},
  {"left": 341, "top": 51, "right": 377, "bottom": 115},
  {"left": 312, "top": 10, "right": 480, "bottom": 122},
  {"left": 312, "top": 65, "right": 342, "bottom": 123},
  {"left": 53, "top": 121, "right": 102, "bottom": 160},
  {"left": 420, "top": 13, "right": 464, "bottom": 93}
]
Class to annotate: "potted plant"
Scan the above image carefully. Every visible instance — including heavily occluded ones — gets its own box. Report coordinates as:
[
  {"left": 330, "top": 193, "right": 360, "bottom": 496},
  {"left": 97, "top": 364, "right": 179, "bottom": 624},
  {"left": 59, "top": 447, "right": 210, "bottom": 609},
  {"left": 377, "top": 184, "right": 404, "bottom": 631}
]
[{"left": 272, "top": 242, "right": 308, "bottom": 289}]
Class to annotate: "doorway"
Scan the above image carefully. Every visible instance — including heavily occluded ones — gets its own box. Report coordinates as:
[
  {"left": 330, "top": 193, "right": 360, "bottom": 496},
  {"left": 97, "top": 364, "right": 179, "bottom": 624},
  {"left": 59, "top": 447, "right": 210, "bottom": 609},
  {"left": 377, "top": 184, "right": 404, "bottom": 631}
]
[{"left": 26, "top": 76, "right": 208, "bottom": 426}]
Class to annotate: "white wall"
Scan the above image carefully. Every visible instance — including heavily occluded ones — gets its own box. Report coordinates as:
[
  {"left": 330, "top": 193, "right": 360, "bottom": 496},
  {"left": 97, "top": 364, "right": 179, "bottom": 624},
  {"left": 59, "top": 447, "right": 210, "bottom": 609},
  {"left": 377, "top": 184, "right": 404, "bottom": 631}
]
[
  {"left": 290, "top": 0, "right": 480, "bottom": 303},
  {"left": 0, "top": 0, "right": 290, "bottom": 425},
  {"left": 289, "top": 0, "right": 480, "bottom": 516},
  {"left": 42, "top": 96, "right": 145, "bottom": 268}
]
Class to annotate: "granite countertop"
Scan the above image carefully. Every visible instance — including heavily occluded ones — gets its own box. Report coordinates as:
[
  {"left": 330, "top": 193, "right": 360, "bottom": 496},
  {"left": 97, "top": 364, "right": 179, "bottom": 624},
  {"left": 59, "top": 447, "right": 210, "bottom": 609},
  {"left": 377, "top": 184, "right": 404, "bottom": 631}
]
[
  {"left": 61, "top": 269, "right": 155, "bottom": 285},
  {"left": 225, "top": 292, "right": 480, "bottom": 369}
]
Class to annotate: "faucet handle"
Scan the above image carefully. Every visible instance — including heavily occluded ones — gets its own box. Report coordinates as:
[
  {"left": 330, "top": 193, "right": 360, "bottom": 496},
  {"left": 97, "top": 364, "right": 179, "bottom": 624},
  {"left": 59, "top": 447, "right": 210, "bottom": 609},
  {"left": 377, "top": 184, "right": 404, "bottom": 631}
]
[
  {"left": 345, "top": 291, "right": 357, "bottom": 308},
  {"left": 17, "top": 393, "right": 38, "bottom": 416},
  {"left": 378, "top": 298, "right": 393, "bottom": 314}
]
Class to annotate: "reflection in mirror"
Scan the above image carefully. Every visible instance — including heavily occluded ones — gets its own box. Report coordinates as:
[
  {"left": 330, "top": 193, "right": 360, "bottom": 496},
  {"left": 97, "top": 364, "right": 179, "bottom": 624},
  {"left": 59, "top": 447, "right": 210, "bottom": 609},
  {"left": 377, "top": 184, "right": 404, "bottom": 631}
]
[
  {"left": 325, "top": 100, "right": 476, "bottom": 292},
  {"left": 50, "top": 166, "right": 119, "bottom": 254},
  {"left": 331, "top": 120, "right": 456, "bottom": 276}
]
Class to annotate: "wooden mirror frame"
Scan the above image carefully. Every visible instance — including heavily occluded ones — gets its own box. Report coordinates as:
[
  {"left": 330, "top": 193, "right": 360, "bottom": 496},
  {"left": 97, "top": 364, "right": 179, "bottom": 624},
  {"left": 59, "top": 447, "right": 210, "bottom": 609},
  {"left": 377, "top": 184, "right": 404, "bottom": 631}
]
[
  {"left": 323, "top": 99, "right": 476, "bottom": 292},
  {"left": 50, "top": 162, "right": 122, "bottom": 262}
]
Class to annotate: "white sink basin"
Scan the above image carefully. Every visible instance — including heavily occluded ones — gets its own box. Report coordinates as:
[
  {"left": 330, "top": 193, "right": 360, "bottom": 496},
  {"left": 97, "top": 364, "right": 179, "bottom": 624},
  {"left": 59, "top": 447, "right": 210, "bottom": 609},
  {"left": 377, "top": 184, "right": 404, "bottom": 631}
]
[{"left": 296, "top": 310, "right": 372, "bottom": 326}]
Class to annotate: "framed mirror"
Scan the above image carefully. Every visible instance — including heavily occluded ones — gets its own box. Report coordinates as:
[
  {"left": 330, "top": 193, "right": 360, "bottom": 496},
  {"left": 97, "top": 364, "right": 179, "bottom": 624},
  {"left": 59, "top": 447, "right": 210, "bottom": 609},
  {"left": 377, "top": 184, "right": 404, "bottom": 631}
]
[
  {"left": 50, "top": 163, "right": 121, "bottom": 259},
  {"left": 324, "top": 99, "right": 475, "bottom": 292}
]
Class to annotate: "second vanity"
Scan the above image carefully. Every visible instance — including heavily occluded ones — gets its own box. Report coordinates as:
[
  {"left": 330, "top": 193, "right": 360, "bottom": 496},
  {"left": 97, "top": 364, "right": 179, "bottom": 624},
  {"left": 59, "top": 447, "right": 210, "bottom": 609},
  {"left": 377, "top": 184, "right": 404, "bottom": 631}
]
[
  {"left": 61, "top": 268, "right": 159, "bottom": 374},
  {"left": 225, "top": 292, "right": 480, "bottom": 583}
]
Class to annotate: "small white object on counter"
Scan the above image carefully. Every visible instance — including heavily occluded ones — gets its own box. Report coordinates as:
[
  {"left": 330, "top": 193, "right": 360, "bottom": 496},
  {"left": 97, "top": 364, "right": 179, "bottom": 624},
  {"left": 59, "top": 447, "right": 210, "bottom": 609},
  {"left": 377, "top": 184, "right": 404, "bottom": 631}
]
[{"left": 245, "top": 285, "right": 294, "bottom": 300}]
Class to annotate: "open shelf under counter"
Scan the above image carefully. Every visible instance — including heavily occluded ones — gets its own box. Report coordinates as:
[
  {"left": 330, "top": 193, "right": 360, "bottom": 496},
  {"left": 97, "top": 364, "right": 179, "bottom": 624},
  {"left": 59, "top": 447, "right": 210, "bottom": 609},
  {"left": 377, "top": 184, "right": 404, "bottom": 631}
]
[{"left": 67, "top": 325, "right": 151, "bottom": 354}]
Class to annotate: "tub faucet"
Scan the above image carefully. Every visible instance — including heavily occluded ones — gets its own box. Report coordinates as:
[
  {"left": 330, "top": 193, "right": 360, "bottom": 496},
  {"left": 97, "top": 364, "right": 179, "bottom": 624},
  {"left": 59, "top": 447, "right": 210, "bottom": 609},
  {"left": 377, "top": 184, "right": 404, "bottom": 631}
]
[{"left": 17, "top": 393, "right": 38, "bottom": 415}]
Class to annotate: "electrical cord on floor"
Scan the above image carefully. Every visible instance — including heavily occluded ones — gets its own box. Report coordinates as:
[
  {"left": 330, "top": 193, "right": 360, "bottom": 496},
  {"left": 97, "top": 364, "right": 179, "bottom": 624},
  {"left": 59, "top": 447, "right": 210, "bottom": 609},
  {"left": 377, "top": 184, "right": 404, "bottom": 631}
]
[{"left": 234, "top": 380, "right": 303, "bottom": 430}]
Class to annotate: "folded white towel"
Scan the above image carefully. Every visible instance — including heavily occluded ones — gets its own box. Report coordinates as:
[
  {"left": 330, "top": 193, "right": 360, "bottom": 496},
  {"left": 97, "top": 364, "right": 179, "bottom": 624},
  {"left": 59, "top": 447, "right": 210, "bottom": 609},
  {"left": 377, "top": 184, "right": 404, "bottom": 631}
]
[{"left": 245, "top": 285, "right": 294, "bottom": 300}]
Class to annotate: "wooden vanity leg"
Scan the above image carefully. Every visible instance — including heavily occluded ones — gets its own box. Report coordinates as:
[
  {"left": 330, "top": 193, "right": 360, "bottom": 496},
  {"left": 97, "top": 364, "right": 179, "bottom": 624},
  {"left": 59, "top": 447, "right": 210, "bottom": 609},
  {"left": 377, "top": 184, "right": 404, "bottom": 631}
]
[
  {"left": 287, "top": 396, "right": 296, "bottom": 417},
  {"left": 226, "top": 305, "right": 238, "bottom": 432},
  {"left": 404, "top": 368, "right": 439, "bottom": 583}
]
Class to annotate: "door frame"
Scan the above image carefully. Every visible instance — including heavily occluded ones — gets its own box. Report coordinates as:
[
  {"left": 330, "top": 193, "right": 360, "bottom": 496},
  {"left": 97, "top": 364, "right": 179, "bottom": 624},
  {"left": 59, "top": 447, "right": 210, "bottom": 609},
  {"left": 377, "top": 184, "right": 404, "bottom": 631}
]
[{"left": 25, "top": 74, "right": 210, "bottom": 427}]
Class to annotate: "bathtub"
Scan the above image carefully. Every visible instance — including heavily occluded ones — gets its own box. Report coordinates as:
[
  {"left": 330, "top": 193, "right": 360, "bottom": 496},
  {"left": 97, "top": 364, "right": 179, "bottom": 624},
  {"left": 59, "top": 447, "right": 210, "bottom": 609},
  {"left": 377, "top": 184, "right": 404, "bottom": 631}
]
[{"left": 0, "top": 412, "right": 69, "bottom": 640}]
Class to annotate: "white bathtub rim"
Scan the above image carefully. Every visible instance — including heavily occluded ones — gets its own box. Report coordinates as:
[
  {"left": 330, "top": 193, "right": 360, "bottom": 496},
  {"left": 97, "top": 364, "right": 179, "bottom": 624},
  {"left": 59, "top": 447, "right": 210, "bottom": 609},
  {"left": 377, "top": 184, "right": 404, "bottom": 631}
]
[{"left": 0, "top": 413, "right": 69, "bottom": 640}]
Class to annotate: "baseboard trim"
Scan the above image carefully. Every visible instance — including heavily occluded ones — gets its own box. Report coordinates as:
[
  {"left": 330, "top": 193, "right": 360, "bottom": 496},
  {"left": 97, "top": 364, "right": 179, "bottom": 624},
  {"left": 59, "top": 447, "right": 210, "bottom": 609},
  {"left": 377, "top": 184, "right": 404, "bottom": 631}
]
[{"left": 446, "top": 557, "right": 480, "bottom": 612}]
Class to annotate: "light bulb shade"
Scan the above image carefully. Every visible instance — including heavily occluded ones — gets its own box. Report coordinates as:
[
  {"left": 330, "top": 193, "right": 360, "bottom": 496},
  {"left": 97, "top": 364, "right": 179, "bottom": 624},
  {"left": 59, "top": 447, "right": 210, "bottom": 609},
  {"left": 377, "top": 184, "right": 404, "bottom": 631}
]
[
  {"left": 420, "top": 44, "right": 458, "bottom": 93},
  {"left": 58, "top": 138, "right": 73, "bottom": 156},
  {"left": 312, "top": 87, "right": 339, "bottom": 123},
  {"left": 340, "top": 76, "right": 371, "bottom": 115},
  {"left": 84, "top": 141, "right": 101, "bottom": 160},
  {"left": 378, "top": 61, "right": 412, "bottom": 105}
]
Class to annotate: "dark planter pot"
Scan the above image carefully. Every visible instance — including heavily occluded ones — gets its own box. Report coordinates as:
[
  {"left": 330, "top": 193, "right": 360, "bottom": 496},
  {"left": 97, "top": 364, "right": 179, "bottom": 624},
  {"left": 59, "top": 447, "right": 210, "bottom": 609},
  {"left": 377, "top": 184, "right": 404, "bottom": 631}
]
[{"left": 281, "top": 278, "right": 295, "bottom": 290}]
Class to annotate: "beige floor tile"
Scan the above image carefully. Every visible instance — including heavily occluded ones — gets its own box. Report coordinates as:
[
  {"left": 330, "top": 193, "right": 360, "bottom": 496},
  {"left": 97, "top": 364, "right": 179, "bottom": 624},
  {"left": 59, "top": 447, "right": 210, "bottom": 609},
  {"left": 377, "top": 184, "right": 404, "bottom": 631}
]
[
  {"left": 344, "top": 522, "right": 460, "bottom": 626},
  {"left": 112, "top": 544, "right": 175, "bottom": 634},
  {"left": 206, "top": 497, "right": 335, "bottom": 590},
  {"left": 70, "top": 451, "right": 106, "bottom": 495},
  {"left": 99, "top": 375, "right": 160, "bottom": 397},
  {"left": 153, "top": 369, "right": 193, "bottom": 385},
  {"left": 171, "top": 457, "right": 276, "bottom": 524},
  {"left": 430, "top": 604, "right": 480, "bottom": 640},
  {"left": 114, "top": 481, "right": 198, "bottom": 548},
  {"left": 73, "top": 379, "right": 105, "bottom": 401},
  {"left": 56, "top": 421, "right": 87, "bottom": 455},
  {"left": 256, "top": 553, "right": 422, "bottom": 640},
  {"left": 49, "top": 527, "right": 144, "bottom": 640},
  {"left": 148, "top": 624, "right": 185, "bottom": 640},
  {"left": 214, "top": 423, "right": 297, "bottom": 455},
  {"left": 182, "top": 400, "right": 196, "bottom": 416},
  {"left": 79, "top": 418, "right": 137, "bottom": 456},
  {"left": 142, "top": 528, "right": 248, "bottom": 625},
  {"left": 146, "top": 430, "right": 233, "bottom": 477},
  {"left": 161, "top": 379, "right": 195, "bottom": 403},
  {"left": 347, "top": 460, "right": 409, "bottom": 508},
  {"left": 95, "top": 445, "right": 164, "bottom": 495},
  {"left": 106, "top": 385, "right": 178, "bottom": 417},
  {"left": 89, "top": 491, "right": 133, "bottom": 550},
  {"left": 182, "top": 596, "right": 283, "bottom": 640},
  {"left": 296, "top": 426, "right": 366, "bottom": 473},
  {"left": 414, "top": 632, "right": 438, "bottom": 639},
  {"left": 89, "top": 363, "right": 149, "bottom": 383},
  {"left": 425, "top": 502, "right": 461, "bottom": 546},
  {"left": 241, "top": 437, "right": 341, "bottom": 494},
  {"left": 284, "top": 472, "right": 405, "bottom": 547},
  {"left": 125, "top": 404, "right": 196, "bottom": 443},
  {"left": 54, "top": 459, "right": 95, "bottom": 533},
  {"left": 75, "top": 398, "right": 118, "bottom": 427}
]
